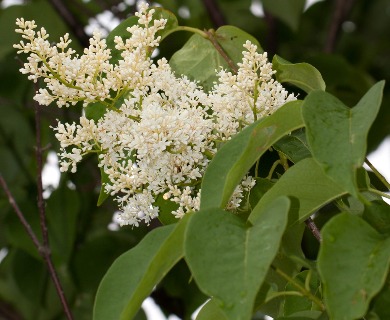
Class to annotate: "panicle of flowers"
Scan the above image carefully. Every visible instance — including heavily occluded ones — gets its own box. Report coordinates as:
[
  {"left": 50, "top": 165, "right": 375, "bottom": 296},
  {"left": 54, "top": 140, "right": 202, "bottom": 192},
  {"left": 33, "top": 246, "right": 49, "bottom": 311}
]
[
  {"left": 15, "top": 4, "right": 296, "bottom": 226},
  {"left": 210, "top": 41, "right": 296, "bottom": 140}
]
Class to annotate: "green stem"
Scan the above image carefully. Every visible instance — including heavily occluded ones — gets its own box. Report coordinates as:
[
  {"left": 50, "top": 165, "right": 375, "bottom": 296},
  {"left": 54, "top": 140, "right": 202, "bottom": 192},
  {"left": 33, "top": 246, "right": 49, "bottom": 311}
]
[
  {"left": 369, "top": 188, "right": 390, "bottom": 200},
  {"left": 365, "top": 158, "right": 390, "bottom": 190},
  {"left": 278, "top": 151, "right": 290, "bottom": 171},
  {"left": 166, "top": 26, "right": 208, "bottom": 38},
  {"left": 271, "top": 265, "right": 325, "bottom": 311},
  {"left": 266, "top": 160, "right": 280, "bottom": 180},
  {"left": 264, "top": 290, "right": 303, "bottom": 304}
]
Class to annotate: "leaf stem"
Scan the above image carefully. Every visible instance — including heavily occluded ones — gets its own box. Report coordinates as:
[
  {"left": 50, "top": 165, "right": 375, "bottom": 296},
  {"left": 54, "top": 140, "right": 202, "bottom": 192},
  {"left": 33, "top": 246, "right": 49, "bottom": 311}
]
[
  {"left": 368, "top": 188, "right": 390, "bottom": 200},
  {"left": 365, "top": 157, "right": 390, "bottom": 190},
  {"left": 271, "top": 265, "right": 325, "bottom": 311}
]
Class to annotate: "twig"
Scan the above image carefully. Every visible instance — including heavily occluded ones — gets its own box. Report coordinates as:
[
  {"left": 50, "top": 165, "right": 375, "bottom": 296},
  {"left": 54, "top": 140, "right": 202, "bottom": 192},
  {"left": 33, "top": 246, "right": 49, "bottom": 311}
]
[
  {"left": 271, "top": 265, "right": 325, "bottom": 311},
  {"left": 324, "top": 0, "right": 356, "bottom": 53},
  {"left": 33, "top": 84, "right": 74, "bottom": 320},
  {"left": 0, "top": 175, "right": 42, "bottom": 250},
  {"left": 201, "top": 0, "right": 226, "bottom": 28},
  {"left": 205, "top": 29, "right": 238, "bottom": 73},
  {"left": 305, "top": 217, "right": 322, "bottom": 242},
  {"left": 365, "top": 157, "right": 390, "bottom": 190}
]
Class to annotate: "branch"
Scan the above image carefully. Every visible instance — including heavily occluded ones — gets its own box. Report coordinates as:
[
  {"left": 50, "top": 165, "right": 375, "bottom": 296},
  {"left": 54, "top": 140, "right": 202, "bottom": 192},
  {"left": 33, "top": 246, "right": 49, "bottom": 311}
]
[
  {"left": 305, "top": 217, "right": 322, "bottom": 242},
  {"left": 33, "top": 84, "right": 74, "bottom": 320},
  {"left": 201, "top": 0, "right": 226, "bottom": 28},
  {"left": 324, "top": 0, "right": 356, "bottom": 53}
]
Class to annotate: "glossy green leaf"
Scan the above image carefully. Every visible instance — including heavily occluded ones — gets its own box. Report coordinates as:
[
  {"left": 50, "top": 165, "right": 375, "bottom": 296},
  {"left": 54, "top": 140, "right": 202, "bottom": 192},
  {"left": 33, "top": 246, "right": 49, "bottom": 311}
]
[
  {"left": 200, "top": 100, "right": 304, "bottom": 210},
  {"left": 93, "top": 215, "right": 191, "bottom": 320},
  {"left": 318, "top": 213, "right": 390, "bottom": 320},
  {"left": 262, "top": 0, "right": 305, "bottom": 31},
  {"left": 196, "top": 299, "right": 227, "bottom": 320},
  {"left": 273, "top": 55, "right": 326, "bottom": 93},
  {"left": 185, "top": 197, "right": 290, "bottom": 320},
  {"left": 248, "top": 158, "right": 347, "bottom": 225},
  {"left": 303, "top": 81, "right": 385, "bottom": 198}
]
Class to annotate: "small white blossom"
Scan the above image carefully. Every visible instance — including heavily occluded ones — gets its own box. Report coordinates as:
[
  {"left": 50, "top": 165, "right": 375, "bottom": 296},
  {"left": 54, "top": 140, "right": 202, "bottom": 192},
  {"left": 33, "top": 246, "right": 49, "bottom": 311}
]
[{"left": 15, "top": 5, "right": 295, "bottom": 226}]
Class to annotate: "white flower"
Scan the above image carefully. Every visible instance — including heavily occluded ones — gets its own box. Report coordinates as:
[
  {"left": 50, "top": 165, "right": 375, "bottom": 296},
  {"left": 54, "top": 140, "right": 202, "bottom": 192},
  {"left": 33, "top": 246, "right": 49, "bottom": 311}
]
[{"left": 16, "top": 7, "right": 295, "bottom": 226}]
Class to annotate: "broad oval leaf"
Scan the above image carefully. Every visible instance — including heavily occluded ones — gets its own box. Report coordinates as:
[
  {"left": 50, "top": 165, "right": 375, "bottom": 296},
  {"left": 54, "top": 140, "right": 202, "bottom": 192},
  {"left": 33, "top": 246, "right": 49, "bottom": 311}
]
[
  {"left": 318, "top": 213, "right": 390, "bottom": 320},
  {"left": 272, "top": 55, "right": 326, "bottom": 93},
  {"left": 200, "top": 100, "right": 304, "bottom": 211},
  {"left": 185, "top": 197, "right": 290, "bottom": 320},
  {"left": 302, "top": 81, "right": 385, "bottom": 199},
  {"left": 196, "top": 299, "right": 227, "bottom": 320},
  {"left": 93, "top": 215, "right": 190, "bottom": 320},
  {"left": 248, "top": 158, "right": 347, "bottom": 225}
]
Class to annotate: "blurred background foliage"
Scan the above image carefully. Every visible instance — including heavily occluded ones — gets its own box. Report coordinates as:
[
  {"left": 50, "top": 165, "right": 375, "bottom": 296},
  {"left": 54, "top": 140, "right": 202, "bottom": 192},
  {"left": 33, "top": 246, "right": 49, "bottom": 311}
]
[{"left": 0, "top": 0, "right": 389, "bottom": 319}]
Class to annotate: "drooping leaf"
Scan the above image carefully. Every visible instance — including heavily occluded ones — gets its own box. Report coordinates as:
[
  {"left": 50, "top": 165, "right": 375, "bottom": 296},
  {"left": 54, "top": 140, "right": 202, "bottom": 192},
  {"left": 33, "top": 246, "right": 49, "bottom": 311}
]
[
  {"left": 272, "top": 55, "right": 326, "bottom": 93},
  {"left": 262, "top": 0, "right": 306, "bottom": 31},
  {"left": 200, "top": 100, "right": 304, "bottom": 211},
  {"left": 302, "top": 81, "right": 385, "bottom": 199},
  {"left": 248, "top": 158, "right": 347, "bottom": 225},
  {"left": 185, "top": 197, "right": 290, "bottom": 320},
  {"left": 93, "top": 215, "right": 191, "bottom": 320},
  {"left": 318, "top": 213, "right": 390, "bottom": 320}
]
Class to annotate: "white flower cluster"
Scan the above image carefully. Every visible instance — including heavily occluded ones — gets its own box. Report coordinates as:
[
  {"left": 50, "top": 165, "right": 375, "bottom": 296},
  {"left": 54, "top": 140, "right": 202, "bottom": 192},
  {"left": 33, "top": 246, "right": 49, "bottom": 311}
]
[{"left": 15, "top": 3, "right": 295, "bottom": 226}]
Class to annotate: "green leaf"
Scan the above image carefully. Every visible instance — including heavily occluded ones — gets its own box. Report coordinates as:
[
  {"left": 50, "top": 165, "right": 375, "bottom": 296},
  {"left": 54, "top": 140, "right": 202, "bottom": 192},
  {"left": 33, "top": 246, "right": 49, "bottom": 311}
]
[
  {"left": 97, "top": 168, "right": 110, "bottom": 206},
  {"left": 196, "top": 299, "right": 227, "bottom": 320},
  {"left": 85, "top": 102, "right": 107, "bottom": 122},
  {"left": 302, "top": 81, "right": 385, "bottom": 199},
  {"left": 363, "top": 200, "right": 390, "bottom": 236},
  {"left": 46, "top": 185, "right": 80, "bottom": 264},
  {"left": 272, "top": 55, "right": 326, "bottom": 93},
  {"left": 200, "top": 100, "right": 304, "bottom": 210},
  {"left": 93, "top": 215, "right": 191, "bottom": 320},
  {"left": 170, "top": 34, "right": 227, "bottom": 90},
  {"left": 155, "top": 194, "right": 179, "bottom": 225},
  {"left": 248, "top": 158, "right": 347, "bottom": 225},
  {"left": 262, "top": 0, "right": 306, "bottom": 31},
  {"left": 318, "top": 213, "right": 390, "bottom": 320},
  {"left": 185, "top": 197, "right": 290, "bottom": 320},
  {"left": 215, "top": 25, "right": 262, "bottom": 59},
  {"left": 170, "top": 26, "right": 261, "bottom": 90},
  {"left": 273, "top": 129, "right": 311, "bottom": 163}
]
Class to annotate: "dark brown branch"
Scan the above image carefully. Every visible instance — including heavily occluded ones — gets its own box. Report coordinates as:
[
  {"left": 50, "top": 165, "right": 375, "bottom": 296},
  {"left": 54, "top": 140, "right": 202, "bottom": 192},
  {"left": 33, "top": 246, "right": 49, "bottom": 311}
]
[
  {"left": 263, "top": 9, "right": 278, "bottom": 57},
  {"left": 201, "top": 0, "right": 226, "bottom": 28},
  {"left": 324, "top": 0, "right": 356, "bottom": 53},
  {"left": 305, "top": 217, "right": 322, "bottom": 242},
  {"left": 33, "top": 83, "right": 74, "bottom": 320},
  {"left": 48, "top": 0, "right": 90, "bottom": 47}
]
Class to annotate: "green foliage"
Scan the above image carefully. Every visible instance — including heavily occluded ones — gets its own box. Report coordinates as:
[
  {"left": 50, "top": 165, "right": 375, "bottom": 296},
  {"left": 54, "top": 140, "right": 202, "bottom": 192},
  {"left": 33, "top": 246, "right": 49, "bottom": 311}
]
[{"left": 1, "top": 1, "right": 390, "bottom": 320}]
